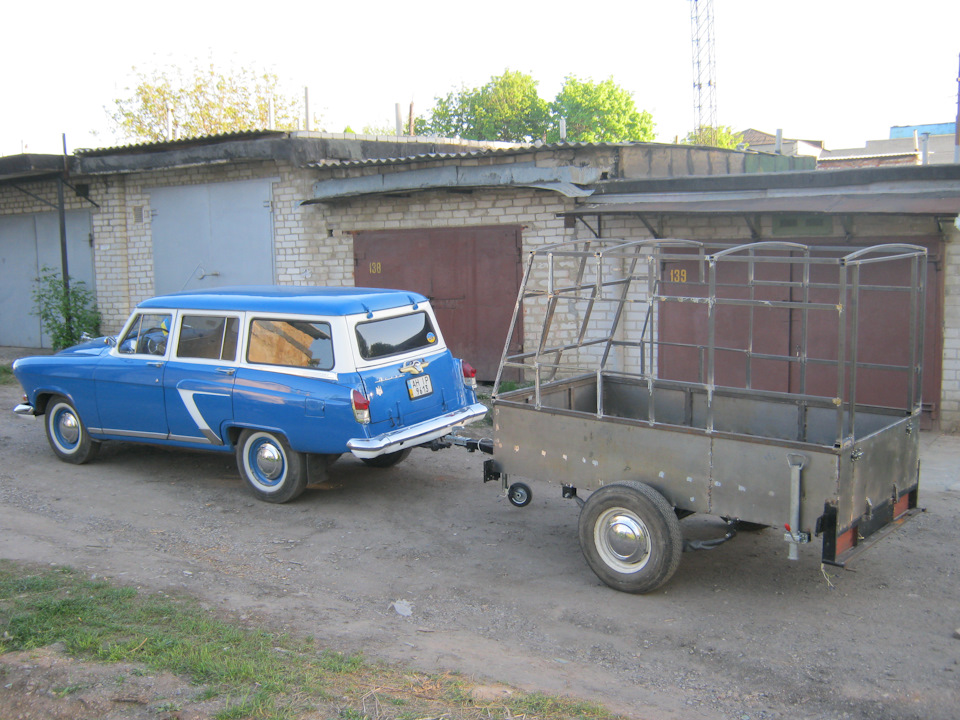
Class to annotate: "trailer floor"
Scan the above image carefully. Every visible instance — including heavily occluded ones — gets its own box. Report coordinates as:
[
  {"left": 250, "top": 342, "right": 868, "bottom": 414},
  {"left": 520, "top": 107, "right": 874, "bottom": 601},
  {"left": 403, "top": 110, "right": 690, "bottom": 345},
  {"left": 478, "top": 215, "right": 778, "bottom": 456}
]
[{"left": 1, "top": 381, "right": 958, "bottom": 720}]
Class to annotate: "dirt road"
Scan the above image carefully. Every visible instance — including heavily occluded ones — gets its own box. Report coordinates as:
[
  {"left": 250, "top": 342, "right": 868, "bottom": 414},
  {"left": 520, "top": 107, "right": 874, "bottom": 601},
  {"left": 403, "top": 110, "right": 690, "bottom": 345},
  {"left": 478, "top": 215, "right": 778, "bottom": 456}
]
[{"left": 1, "top": 383, "right": 958, "bottom": 720}]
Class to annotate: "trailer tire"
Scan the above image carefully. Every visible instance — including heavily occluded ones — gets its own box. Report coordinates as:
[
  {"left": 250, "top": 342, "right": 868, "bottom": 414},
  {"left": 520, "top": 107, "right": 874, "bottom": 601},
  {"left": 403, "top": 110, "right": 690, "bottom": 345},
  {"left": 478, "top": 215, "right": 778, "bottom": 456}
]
[{"left": 578, "top": 481, "right": 683, "bottom": 594}]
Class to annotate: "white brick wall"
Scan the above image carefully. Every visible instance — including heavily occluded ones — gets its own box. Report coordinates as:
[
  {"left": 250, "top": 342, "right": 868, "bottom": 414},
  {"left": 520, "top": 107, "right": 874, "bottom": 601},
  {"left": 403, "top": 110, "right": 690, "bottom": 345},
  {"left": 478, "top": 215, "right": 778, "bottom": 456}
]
[{"left": 940, "top": 225, "right": 960, "bottom": 429}]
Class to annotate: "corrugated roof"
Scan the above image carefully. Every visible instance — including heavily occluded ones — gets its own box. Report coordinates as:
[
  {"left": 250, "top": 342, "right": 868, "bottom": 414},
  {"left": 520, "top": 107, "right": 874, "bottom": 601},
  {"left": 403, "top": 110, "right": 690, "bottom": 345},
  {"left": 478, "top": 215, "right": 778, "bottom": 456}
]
[
  {"left": 75, "top": 129, "right": 287, "bottom": 157},
  {"left": 306, "top": 141, "right": 726, "bottom": 170}
]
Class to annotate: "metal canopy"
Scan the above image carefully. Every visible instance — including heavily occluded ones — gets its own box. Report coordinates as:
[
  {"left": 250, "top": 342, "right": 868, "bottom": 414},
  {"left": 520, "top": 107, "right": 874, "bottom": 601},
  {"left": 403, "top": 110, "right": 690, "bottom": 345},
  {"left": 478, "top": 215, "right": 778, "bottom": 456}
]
[
  {"left": 577, "top": 165, "right": 960, "bottom": 217},
  {"left": 578, "top": 189, "right": 960, "bottom": 215}
]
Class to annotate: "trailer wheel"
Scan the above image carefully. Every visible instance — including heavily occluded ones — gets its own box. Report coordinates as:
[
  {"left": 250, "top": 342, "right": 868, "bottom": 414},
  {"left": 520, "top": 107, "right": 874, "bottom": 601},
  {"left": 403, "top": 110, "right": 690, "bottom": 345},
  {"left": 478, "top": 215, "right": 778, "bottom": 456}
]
[
  {"left": 507, "top": 482, "right": 532, "bottom": 507},
  {"left": 578, "top": 481, "right": 683, "bottom": 594}
]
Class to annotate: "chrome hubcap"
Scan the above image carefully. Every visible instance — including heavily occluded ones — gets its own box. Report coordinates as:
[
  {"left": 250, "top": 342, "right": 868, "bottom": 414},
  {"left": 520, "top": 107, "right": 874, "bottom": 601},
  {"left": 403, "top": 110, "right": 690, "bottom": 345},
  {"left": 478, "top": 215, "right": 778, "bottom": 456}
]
[
  {"left": 255, "top": 443, "right": 283, "bottom": 480},
  {"left": 57, "top": 411, "right": 80, "bottom": 446},
  {"left": 594, "top": 507, "right": 652, "bottom": 573},
  {"left": 605, "top": 513, "right": 647, "bottom": 562}
]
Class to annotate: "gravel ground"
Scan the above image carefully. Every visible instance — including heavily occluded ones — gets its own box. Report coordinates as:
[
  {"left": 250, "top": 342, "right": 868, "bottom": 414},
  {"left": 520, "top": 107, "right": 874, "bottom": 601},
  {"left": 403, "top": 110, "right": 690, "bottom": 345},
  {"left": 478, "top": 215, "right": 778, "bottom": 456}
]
[{"left": 1, "top": 381, "right": 959, "bottom": 720}]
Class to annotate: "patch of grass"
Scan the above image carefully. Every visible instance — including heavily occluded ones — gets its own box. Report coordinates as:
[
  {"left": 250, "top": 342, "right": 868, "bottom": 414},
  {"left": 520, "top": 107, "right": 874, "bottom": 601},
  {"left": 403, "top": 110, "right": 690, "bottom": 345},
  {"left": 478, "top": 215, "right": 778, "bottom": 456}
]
[
  {"left": 0, "top": 364, "right": 14, "bottom": 386},
  {"left": 0, "top": 560, "right": 624, "bottom": 720},
  {"left": 52, "top": 681, "right": 89, "bottom": 697}
]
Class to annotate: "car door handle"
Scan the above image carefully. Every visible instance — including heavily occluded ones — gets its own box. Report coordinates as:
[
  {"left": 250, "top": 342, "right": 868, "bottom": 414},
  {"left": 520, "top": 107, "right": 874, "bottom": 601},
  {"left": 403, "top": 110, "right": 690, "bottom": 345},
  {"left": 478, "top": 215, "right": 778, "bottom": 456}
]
[
  {"left": 147, "top": 361, "right": 164, "bottom": 368},
  {"left": 215, "top": 367, "right": 237, "bottom": 376}
]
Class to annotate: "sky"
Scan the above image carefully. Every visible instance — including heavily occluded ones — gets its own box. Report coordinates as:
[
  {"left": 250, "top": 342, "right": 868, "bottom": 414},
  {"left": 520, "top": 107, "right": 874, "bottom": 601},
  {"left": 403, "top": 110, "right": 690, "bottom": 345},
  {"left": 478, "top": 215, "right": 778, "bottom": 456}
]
[{"left": 2, "top": 0, "right": 959, "bottom": 157}]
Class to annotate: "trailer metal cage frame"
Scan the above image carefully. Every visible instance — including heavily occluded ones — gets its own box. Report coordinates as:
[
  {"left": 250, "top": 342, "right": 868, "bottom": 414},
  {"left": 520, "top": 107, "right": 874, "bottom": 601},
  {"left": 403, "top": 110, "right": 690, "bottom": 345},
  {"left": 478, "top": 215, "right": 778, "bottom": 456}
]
[{"left": 493, "top": 238, "right": 927, "bottom": 449}]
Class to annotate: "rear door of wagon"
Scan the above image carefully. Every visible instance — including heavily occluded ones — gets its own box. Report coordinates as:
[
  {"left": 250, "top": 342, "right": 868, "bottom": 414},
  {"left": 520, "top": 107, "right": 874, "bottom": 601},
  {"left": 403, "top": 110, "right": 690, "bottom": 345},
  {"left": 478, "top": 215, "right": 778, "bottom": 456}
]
[{"left": 351, "top": 308, "right": 465, "bottom": 434}]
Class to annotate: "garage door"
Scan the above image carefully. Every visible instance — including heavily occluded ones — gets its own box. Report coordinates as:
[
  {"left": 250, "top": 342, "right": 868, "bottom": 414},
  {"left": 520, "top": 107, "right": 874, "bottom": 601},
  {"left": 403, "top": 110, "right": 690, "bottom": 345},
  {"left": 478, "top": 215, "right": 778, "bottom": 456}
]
[
  {"left": 353, "top": 226, "right": 523, "bottom": 381},
  {"left": 658, "top": 237, "right": 943, "bottom": 425},
  {"left": 0, "top": 210, "right": 94, "bottom": 348},
  {"left": 149, "top": 179, "right": 275, "bottom": 294}
]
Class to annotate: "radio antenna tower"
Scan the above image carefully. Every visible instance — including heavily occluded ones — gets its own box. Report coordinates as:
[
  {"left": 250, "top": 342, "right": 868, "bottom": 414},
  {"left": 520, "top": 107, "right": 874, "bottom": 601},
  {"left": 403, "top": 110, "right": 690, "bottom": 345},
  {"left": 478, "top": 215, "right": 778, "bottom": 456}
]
[{"left": 690, "top": 0, "right": 718, "bottom": 145}]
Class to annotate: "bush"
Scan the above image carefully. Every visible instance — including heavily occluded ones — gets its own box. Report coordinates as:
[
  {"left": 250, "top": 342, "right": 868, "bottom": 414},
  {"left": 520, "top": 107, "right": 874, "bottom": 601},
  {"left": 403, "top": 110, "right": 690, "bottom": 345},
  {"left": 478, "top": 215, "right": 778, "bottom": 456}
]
[{"left": 31, "top": 267, "right": 101, "bottom": 351}]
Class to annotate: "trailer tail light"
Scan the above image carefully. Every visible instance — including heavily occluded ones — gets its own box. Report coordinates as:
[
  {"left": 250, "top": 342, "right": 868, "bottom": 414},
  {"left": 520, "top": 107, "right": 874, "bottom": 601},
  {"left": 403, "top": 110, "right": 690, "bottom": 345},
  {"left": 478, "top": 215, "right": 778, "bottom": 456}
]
[
  {"left": 352, "top": 389, "right": 370, "bottom": 424},
  {"left": 462, "top": 361, "right": 477, "bottom": 389}
]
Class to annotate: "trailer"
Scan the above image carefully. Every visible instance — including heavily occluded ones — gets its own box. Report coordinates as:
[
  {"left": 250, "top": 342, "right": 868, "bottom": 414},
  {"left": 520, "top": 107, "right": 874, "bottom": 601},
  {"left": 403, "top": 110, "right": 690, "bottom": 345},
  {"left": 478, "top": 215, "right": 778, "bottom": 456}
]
[{"left": 480, "top": 238, "right": 926, "bottom": 593}]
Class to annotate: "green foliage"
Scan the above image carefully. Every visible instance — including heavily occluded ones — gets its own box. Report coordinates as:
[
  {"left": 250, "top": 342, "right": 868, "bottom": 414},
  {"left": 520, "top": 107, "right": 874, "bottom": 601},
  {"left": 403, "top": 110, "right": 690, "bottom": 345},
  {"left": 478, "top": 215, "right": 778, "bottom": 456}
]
[
  {"left": 110, "top": 60, "right": 319, "bottom": 143},
  {"left": 683, "top": 125, "right": 746, "bottom": 150},
  {"left": 419, "top": 70, "right": 654, "bottom": 144},
  {"left": 31, "top": 267, "right": 101, "bottom": 351},
  {"left": 0, "top": 365, "right": 14, "bottom": 385},
  {"left": 421, "top": 70, "right": 549, "bottom": 142},
  {"left": 548, "top": 76, "right": 655, "bottom": 143}
]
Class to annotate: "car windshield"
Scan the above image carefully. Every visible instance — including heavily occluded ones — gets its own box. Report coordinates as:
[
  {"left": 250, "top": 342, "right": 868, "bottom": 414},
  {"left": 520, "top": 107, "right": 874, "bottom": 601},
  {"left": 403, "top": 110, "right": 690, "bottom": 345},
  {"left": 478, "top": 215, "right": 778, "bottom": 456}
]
[{"left": 355, "top": 312, "right": 438, "bottom": 360}]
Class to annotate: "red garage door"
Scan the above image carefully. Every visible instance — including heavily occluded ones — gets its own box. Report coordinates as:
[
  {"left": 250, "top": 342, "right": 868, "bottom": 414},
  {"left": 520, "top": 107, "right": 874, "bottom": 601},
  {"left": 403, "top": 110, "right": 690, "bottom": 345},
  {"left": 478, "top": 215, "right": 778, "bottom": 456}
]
[
  {"left": 353, "top": 226, "right": 523, "bottom": 381},
  {"left": 658, "top": 237, "right": 943, "bottom": 426}
]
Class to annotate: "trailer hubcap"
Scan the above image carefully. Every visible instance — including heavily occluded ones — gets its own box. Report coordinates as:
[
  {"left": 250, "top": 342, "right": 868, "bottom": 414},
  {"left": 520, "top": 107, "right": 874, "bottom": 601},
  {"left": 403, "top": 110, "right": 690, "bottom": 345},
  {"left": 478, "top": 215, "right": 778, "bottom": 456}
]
[{"left": 596, "top": 509, "right": 651, "bottom": 570}]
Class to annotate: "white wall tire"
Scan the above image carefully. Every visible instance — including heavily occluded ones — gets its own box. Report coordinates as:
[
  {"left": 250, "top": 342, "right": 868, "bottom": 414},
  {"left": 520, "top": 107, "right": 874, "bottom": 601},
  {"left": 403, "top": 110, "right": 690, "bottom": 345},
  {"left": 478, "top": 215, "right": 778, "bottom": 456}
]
[
  {"left": 236, "top": 429, "right": 307, "bottom": 503},
  {"left": 44, "top": 396, "right": 100, "bottom": 464}
]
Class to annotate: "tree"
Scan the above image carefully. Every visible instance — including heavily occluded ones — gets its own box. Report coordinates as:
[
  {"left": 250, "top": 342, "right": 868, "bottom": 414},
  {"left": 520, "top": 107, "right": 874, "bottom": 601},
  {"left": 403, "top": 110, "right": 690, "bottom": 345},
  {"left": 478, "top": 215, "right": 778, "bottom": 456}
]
[
  {"left": 419, "top": 71, "right": 655, "bottom": 144},
  {"left": 548, "top": 76, "right": 655, "bottom": 143},
  {"left": 420, "top": 70, "right": 549, "bottom": 142},
  {"left": 683, "top": 125, "right": 746, "bottom": 150},
  {"left": 110, "top": 61, "right": 316, "bottom": 143}
]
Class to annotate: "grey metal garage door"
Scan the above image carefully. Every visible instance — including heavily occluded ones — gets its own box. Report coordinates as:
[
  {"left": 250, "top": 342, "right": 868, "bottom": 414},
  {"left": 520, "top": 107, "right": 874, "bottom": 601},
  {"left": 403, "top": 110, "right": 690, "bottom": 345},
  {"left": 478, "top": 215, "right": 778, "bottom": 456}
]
[
  {"left": 0, "top": 210, "right": 94, "bottom": 348},
  {"left": 149, "top": 179, "right": 275, "bottom": 295}
]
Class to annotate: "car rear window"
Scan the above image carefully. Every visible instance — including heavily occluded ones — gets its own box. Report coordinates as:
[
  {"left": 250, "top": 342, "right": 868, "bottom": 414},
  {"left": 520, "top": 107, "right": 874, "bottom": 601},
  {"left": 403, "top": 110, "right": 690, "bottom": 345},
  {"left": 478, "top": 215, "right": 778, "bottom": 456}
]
[
  {"left": 246, "top": 319, "right": 334, "bottom": 370},
  {"left": 355, "top": 312, "right": 438, "bottom": 360}
]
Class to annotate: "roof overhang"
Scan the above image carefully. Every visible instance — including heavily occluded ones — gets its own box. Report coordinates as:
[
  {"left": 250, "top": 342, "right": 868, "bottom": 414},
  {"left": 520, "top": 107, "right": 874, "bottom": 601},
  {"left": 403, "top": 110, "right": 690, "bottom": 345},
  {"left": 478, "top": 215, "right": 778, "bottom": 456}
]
[
  {"left": 306, "top": 162, "right": 601, "bottom": 203},
  {"left": 576, "top": 165, "right": 960, "bottom": 217},
  {"left": 0, "top": 154, "right": 68, "bottom": 186}
]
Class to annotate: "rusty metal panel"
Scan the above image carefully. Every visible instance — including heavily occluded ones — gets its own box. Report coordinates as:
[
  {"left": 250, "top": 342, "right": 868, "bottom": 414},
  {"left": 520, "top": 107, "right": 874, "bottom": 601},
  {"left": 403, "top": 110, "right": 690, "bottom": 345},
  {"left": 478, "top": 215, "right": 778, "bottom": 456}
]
[{"left": 354, "top": 226, "right": 523, "bottom": 381}]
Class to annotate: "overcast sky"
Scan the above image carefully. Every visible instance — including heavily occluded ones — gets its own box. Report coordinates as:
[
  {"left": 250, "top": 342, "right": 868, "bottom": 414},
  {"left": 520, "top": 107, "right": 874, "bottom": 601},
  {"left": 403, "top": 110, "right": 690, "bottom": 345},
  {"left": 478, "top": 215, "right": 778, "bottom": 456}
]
[{"left": 2, "top": 0, "right": 958, "bottom": 157}]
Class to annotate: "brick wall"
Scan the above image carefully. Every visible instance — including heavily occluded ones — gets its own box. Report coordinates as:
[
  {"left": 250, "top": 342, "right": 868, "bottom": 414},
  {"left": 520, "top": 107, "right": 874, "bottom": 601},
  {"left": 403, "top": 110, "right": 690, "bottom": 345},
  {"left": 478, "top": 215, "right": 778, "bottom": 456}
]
[
  {"left": 3, "top": 155, "right": 958, "bottom": 429},
  {"left": 941, "top": 224, "right": 960, "bottom": 430}
]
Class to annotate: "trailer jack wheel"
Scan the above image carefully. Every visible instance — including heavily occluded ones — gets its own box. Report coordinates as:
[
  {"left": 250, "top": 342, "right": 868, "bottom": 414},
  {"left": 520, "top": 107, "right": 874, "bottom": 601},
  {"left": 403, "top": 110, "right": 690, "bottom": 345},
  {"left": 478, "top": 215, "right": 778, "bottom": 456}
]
[{"left": 507, "top": 482, "right": 532, "bottom": 508}]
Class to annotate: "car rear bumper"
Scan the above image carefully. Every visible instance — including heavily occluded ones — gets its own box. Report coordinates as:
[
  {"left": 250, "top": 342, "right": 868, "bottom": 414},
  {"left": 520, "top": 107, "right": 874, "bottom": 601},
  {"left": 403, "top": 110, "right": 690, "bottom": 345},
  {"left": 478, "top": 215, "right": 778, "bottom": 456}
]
[
  {"left": 347, "top": 402, "right": 488, "bottom": 459},
  {"left": 14, "top": 403, "right": 35, "bottom": 416}
]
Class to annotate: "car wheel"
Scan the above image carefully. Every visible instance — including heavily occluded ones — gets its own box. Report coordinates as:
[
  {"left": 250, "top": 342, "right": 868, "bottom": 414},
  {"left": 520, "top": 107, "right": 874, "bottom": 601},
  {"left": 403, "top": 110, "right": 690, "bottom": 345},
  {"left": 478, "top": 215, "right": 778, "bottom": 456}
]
[
  {"left": 45, "top": 396, "right": 100, "bottom": 464},
  {"left": 236, "top": 429, "right": 307, "bottom": 503},
  {"left": 578, "top": 481, "right": 683, "bottom": 594},
  {"left": 360, "top": 448, "right": 411, "bottom": 468}
]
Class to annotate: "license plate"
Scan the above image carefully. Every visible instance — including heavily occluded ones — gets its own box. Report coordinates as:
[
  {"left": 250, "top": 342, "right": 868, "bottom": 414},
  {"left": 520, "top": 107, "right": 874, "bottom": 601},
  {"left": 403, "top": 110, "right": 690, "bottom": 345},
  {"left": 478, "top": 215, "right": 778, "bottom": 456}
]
[{"left": 406, "top": 374, "right": 433, "bottom": 399}]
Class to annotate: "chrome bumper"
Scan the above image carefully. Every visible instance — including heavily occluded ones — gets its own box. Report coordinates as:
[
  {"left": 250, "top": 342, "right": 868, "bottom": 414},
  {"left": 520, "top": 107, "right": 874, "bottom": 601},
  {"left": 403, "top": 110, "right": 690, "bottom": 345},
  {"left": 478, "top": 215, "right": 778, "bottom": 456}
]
[
  {"left": 347, "top": 402, "right": 488, "bottom": 459},
  {"left": 14, "top": 403, "right": 35, "bottom": 416}
]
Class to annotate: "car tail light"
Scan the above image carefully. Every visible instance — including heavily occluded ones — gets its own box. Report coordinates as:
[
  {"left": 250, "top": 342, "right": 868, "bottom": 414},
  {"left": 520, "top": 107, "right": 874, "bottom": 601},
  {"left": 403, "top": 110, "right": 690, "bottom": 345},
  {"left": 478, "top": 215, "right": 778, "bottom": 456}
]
[
  {"left": 352, "top": 389, "right": 370, "bottom": 424},
  {"left": 461, "top": 361, "right": 477, "bottom": 389}
]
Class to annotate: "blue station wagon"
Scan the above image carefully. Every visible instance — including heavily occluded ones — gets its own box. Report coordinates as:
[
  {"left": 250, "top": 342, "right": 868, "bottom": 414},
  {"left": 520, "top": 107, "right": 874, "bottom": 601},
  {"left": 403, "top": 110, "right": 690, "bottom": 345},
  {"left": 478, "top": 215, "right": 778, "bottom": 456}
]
[{"left": 13, "top": 287, "right": 487, "bottom": 503}]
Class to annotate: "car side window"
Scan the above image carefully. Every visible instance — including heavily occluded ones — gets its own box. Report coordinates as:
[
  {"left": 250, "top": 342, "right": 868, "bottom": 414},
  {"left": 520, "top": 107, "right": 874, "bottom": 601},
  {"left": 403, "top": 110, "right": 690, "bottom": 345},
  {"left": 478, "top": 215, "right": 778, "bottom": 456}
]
[
  {"left": 118, "top": 313, "right": 173, "bottom": 355},
  {"left": 176, "top": 315, "right": 240, "bottom": 361},
  {"left": 247, "top": 319, "right": 334, "bottom": 371}
]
